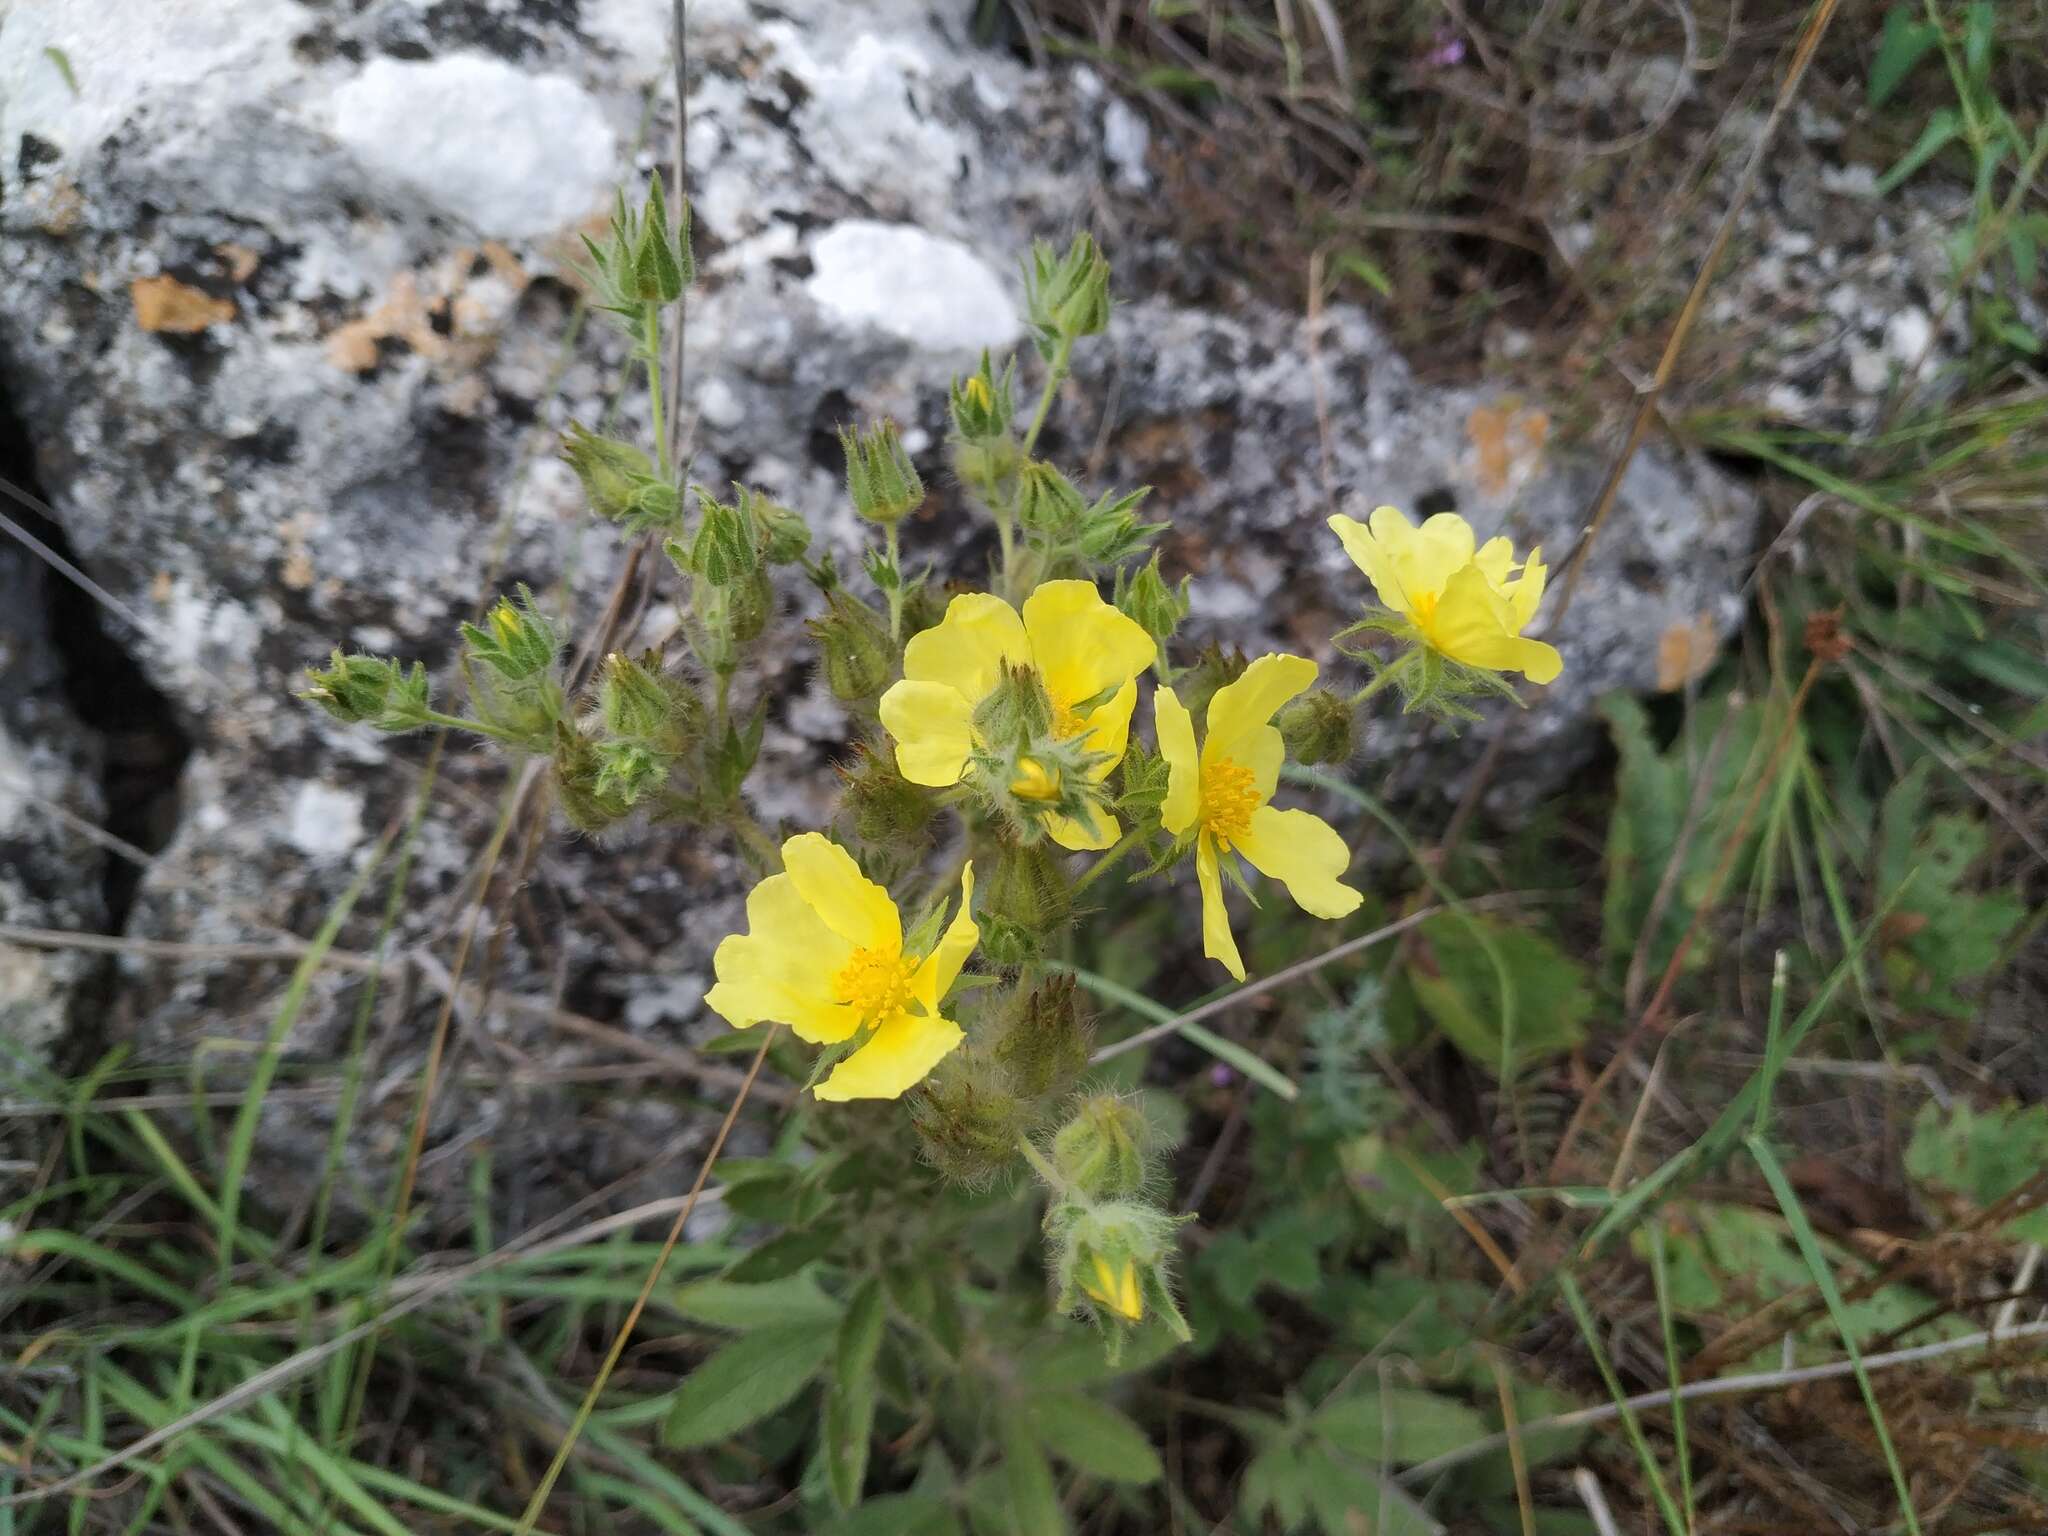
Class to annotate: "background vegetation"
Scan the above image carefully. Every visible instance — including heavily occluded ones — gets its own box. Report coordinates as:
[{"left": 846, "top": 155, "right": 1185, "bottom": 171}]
[{"left": 5, "top": 1, "right": 2047, "bottom": 1532}]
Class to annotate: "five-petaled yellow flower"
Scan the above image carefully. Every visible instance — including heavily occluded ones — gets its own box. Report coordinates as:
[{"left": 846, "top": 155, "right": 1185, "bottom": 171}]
[
  {"left": 879, "top": 579, "right": 1155, "bottom": 850},
  {"left": 1327, "top": 507, "right": 1562, "bottom": 684},
  {"left": 1080, "top": 1253, "right": 1143, "bottom": 1321},
  {"left": 706, "top": 833, "right": 978, "bottom": 1101},
  {"left": 1155, "top": 654, "right": 1363, "bottom": 981}
]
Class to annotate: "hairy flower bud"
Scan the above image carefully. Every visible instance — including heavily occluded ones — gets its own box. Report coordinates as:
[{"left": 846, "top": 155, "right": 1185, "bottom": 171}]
[
  {"left": 1013, "top": 460, "right": 1086, "bottom": 536},
  {"left": 948, "top": 351, "right": 1019, "bottom": 486},
  {"left": 632, "top": 174, "right": 690, "bottom": 304},
  {"left": 1277, "top": 688, "right": 1356, "bottom": 767},
  {"left": 973, "top": 661, "right": 1055, "bottom": 750},
  {"left": 748, "top": 491, "right": 811, "bottom": 565},
  {"left": 1051, "top": 1094, "right": 1149, "bottom": 1202},
  {"left": 299, "top": 651, "right": 431, "bottom": 732},
  {"left": 1023, "top": 233, "right": 1112, "bottom": 355},
  {"left": 461, "top": 586, "right": 561, "bottom": 682},
  {"left": 1178, "top": 643, "right": 1248, "bottom": 723},
  {"left": 560, "top": 423, "right": 678, "bottom": 534},
  {"left": 840, "top": 420, "right": 924, "bottom": 525},
  {"left": 839, "top": 746, "right": 933, "bottom": 844},
  {"left": 991, "top": 974, "right": 1092, "bottom": 1101},
  {"left": 911, "top": 1057, "right": 1032, "bottom": 1188},
  {"left": 551, "top": 721, "right": 634, "bottom": 834},
  {"left": 980, "top": 837, "right": 1073, "bottom": 965},
  {"left": 598, "top": 650, "right": 670, "bottom": 740},
  {"left": 1040, "top": 1196, "right": 1193, "bottom": 1354},
  {"left": 807, "top": 589, "right": 896, "bottom": 703},
  {"left": 726, "top": 566, "right": 775, "bottom": 646},
  {"left": 688, "top": 490, "right": 761, "bottom": 588},
  {"left": 1114, "top": 553, "right": 1189, "bottom": 662}
]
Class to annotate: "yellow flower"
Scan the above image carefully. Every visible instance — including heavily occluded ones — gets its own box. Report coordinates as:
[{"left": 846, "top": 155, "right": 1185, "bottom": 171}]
[
  {"left": 879, "top": 580, "right": 1155, "bottom": 850},
  {"left": 705, "top": 833, "right": 978, "bottom": 1101},
  {"left": 1155, "top": 654, "right": 1363, "bottom": 981},
  {"left": 1079, "top": 1252, "right": 1143, "bottom": 1322},
  {"left": 1327, "top": 506, "right": 1562, "bottom": 684}
]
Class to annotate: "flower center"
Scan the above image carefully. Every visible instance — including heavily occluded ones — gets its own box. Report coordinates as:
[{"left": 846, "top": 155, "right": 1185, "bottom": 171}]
[
  {"left": 1049, "top": 696, "right": 1087, "bottom": 740},
  {"left": 1200, "top": 757, "right": 1260, "bottom": 844},
  {"left": 1408, "top": 587, "right": 1440, "bottom": 635},
  {"left": 832, "top": 945, "right": 917, "bottom": 1019}
]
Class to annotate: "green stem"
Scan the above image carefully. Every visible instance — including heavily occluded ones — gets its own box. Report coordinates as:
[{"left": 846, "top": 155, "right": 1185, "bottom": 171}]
[
  {"left": 641, "top": 304, "right": 670, "bottom": 481},
  {"left": 1348, "top": 668, "right": 1401, "bottom": 709},
  {"left": 1071, "top": 826, "right": 1145, "bottom": 898},
  {"left": 1019, "top": 335, "right": 1073, "bottom": 460},
  {"left": 422, "top": 710, "right": 527, "bottom": 746},
  {"left": 1016, "top": 1133, "right": 1066, "bottom": 1194},
  {"left": 883, "top": 522, "right": 905, "bottom": 642},
  {"left": 994, "top": 498, "right": 1017, "bottom": 603},
  {"left": 730, "top": 811, "right": 783, "bottom": 875}
]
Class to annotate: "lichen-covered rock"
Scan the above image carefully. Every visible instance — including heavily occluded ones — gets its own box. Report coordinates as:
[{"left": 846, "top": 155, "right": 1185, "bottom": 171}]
[
  {"left": 0, "top": 0, "right": 1756, "bottom": 1220},
  {"left": 0, "top": 540, "right": 107, "bottom": 1093}
]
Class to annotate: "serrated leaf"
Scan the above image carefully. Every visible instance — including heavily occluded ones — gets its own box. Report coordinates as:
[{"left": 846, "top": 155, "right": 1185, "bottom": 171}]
[
  {"left": 1907, "top": 1100, "right": 2048, "bottom": 1242},
  {"left": 825, "top": 1279, "right": 886, "bottom": 1509},
  {"left": 662, "top": 1322, "right": 834, "bottom": 1449},
  {"left": 1312, "top": 1386, "right": 1488, "bottom": 1464},
  {"left": 1025, "top": 1394, "right": 1162, "bottom": 1484},
  {"left": 1407, "top": 915, "right": 1590, "bottom": 1079}
]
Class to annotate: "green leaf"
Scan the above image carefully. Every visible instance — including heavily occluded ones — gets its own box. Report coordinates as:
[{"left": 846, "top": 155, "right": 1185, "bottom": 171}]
[
  {"left": 662, "top": 1322, "right": 835, "bottom": 1449},
  {"left": 825, "top": 1279, "right": 887, "bottom": 1509},
  {"left": 724, "top": 1226, "right": 840, "bottom": 1283},
  {"left": 1907, "top": 1100, "right": 2048, "bottom": 1242},
  {"left": 1312, "top": 1386, "right": 1488, "bottom": 1465},
  {"left": 1876, "top": 108, "right": 1960, "bottom": 196},
  {"left": 996, "top": 1414, "right": 1069, "bottom": 1536},
  {"left": 42, "top": 45, "right": 80, "bottom": 96},
  {"left": 1868, "top": 7, "right": 1939, "bottom": 105},
  {"left": 1026, "top": 1394, "right": 1163, "bottom": 1484},
  {"left": 1335, "top": 250, "right": 1394, "bottom": 298},
  {"left": 829, "top": 1495, "right": 960, "bottom": 1536},
  {"left": 1962, "top": 0, "right": 1996, "bottom": 85},
  {"left": 1406, "top": 914, "right": 1590, "bottom": 1079},
  {"left": 675, "top": 1272, "right": 842, "bottom": 1330}
]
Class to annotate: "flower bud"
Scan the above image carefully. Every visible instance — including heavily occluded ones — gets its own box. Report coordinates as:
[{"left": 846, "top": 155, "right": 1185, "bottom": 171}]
[
  {"left": 598, "top": 650, "right": 670, "bottom": 741},
  {"left": 979, "top": 837, "right": 1072, "bottom": 966},
  {"left": 948, "top": 351, "right": 1019, "bottom": 485},
  {"left": 460, "top": 586, "right": 560, "bottom": 682},
  {"left": 592, "top": 738, "right": 668, "bottom": 805},
  {"left": 1277, "top": 688, "right": 1355, "bottom": 766},
  {"left": 551, "top": 721, "right": 634, "bottom": 834},
  {"left": 807, "top": 589, "right": 896, "bottom": 703},
  {"left": 632, "top": 174, "right": 690, "bottom": 304},
  {"left": 1042, "top": 1197, "right": 1192, "bottom": 1351},
  {"left": 1023, "top": 233, "right": 1111, "bottom": 355},
  {"left": 560, "top": 423, "right": 678, "bottom": 534},
  {"left": 725, "top": 565, "right": 775, "bottom": 645},
  {"left": 1050, "top": 1094, "right": 1148, "bottom": 1201},
  {"left": 839, "top": 745, "right": 932, "bottom": 844},
  {"left": 299, "top": 651, "right": 432, "bottom": 732},
  {"left": 688, "top": 490, "right": 761, "bottom": 588},
  {"left": 910, "top": 1057, "right": 1032, "bottom": 1188},
  {"left": 1177, "top": 643, "right": 1248, "bottom": 723},
  {"left": 1114, "top": 554, "right": 1189, "bottom": 662},
  {"left": 991, "top": 974, "right": 1091, "bottom": 1100},
  {"left": 1013, "top": 460, "right": 1086, "bottom": 536},
  {"left": 839, "top": 420, "right": 924, "bottom": 525},
  {"left": 972, "top": 660, "right": 1055, "bottom": 750},
  {"left": 747, "top": 490, "right": 811, "bottom": 565}
]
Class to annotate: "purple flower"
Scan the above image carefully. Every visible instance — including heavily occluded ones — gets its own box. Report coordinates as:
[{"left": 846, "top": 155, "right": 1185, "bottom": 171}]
[
  {"left": 1423, "top": 28, "right": 1466, "bottom": 69},
  {"left": 1209, "top": 1062, "right": 1237, "bottom": 1088}
]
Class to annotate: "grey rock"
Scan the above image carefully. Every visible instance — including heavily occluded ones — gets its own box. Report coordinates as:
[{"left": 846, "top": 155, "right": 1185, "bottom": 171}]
[{"left": 0, "top": 0, "right": 1757, "bottom": 1221}]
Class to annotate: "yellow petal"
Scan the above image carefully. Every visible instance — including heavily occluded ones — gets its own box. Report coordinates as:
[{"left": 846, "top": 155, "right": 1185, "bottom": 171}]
[
  {"left": 1196, "top": 834, "right": 1245, "bottom": 981},
  {"left": 1204, "top": 653, "right": 1316, "bottom": 768},
  {"left": 1407, "top": 510, "right": 1478, "bottom": 592},
  {"left": 879, "top": 680, "right": 975, "bottom": 786},
  {"left": 1076, "top": 677, "right": 1138, "bottom": 781},
  {"left": 1234, "top": 805, "right": 1362, "bottom": 920},
  {"left": 781, "top": 832, "right": 902, "bottom": 953},
  {"left": 1045, "top": 805, "right": 1120, "bottom": 852},
  {"left": 1021, "top": 579, "right": 1156, "bottom": 710},
  {"left": 1473, "top": 536, "right": 1516, "bottom": 590},
  {"left": 1328, "top": 512, "right": 1412, "bottom": 620},
  {"left": 1118, "top": 1260, "right": 1142, "bottom": 1320},
  {"left": 1428, "top": 565, "right": 1564, "bottom": 684},
  {"left": 1506, "top": 545, "right": 1547, "bottom": 629},
  {"left": 704, "top": 873, "right": 862, "bottom": 1044},
  {"left": 901, "top": 592, "right": 1028, "bottom": 704},
  {"left": 910, "top": 864, "right": 979, "bottom": 1014},
  {"left": 813, "top": 1009, "right": 964, "bottom": 1101},
  {"left": 1154, "top": 686, "right": 1200, "bottom": 836}
]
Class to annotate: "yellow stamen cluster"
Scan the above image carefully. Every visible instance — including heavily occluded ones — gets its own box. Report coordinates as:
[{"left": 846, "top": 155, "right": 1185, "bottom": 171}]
[
  {"left": 1199, "top": 758, "right": 1259, "bottom": 844},
  {"left": 834, "top": 946, "right": 917, "bottom": 1020},
  {"left": 1049, "top": 695, "right": 1087, "bottom": 741}
]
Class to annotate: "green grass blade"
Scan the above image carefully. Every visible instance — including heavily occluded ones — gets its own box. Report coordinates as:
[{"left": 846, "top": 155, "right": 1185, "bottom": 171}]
[
  {"left": 1748, "top": 1136, "right": 1923, "bottom": 1536},
  {"left": 1060, "top": 964, "right": 1298, "bottom": 1099},
  {"left": 1559, "top": 1272, "right": 1686, "bottom": 1536}
]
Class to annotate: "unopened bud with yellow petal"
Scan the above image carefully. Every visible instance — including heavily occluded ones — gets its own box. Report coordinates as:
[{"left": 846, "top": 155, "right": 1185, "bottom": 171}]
[{"left": 1051, "top": 1094, "right": 1148, "bottom": 1201}]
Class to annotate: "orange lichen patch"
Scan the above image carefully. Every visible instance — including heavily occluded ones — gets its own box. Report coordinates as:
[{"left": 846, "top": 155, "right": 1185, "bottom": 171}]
[
  {"left": 131, "top": 275, "right": 236, "bottom": 333},
  {"left": 1466, "top": 400, "right": 1552, "bottom": 495},
  {"left": 1655, "top": 611, "right": 1721, "bottom": 692},
  {"left": 215, "top": 243, "right": 262, "bottom": 284},
  {"left": 326, "top": 244, "right": 531, "bottom": 375}
]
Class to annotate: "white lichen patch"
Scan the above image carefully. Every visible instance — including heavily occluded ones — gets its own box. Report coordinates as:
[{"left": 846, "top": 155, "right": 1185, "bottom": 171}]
[
  {"left": 327, "top": 56, "right": 620, "bottom": 239},
  {"left": 805, "top": 222, "right": 1020, "bottom": 351},
  {"left": 286, "top": 780, "right": 366, "bottom": 859}
]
